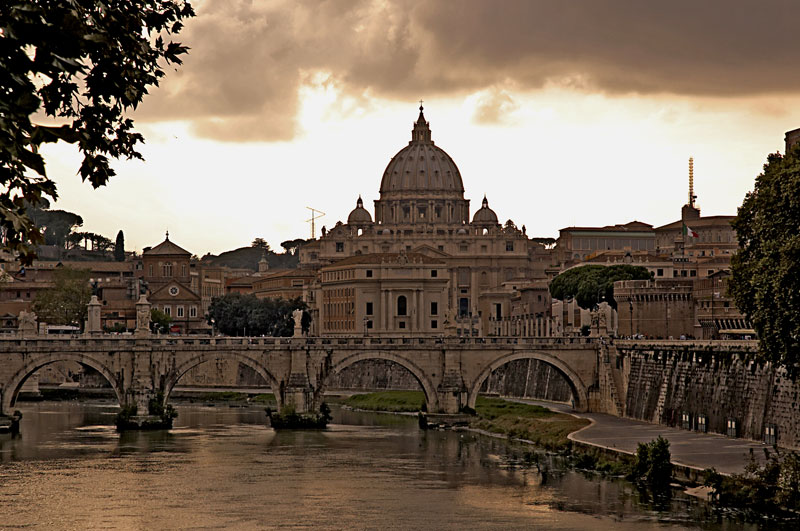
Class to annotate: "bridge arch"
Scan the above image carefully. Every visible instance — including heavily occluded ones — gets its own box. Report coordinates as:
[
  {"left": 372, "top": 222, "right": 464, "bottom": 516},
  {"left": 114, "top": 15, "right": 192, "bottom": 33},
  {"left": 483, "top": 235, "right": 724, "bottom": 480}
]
[
  {"left": 164, "top": 352, "right": 283, "bottom": 409},
  {"left": 325, "top": 351, "right": 439, "bottom": 412},
  {"left": 1, "top": 352, "right": 124, "bottom": 415},
  {"left": 467, "top": 351, "right": 589, "bottom": 412}
]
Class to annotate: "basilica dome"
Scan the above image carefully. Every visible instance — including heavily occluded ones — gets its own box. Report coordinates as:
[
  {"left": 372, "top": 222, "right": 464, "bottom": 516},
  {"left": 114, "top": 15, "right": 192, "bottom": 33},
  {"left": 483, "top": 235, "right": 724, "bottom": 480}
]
[
  {"left": 347, "top": 196, "right": 372, "bottom": 224},
  {"left": 472, "top": 196, "right": 498, "bottom": 225},
  {"left": 379, "top": 106, "right": 465, "bottom": 196}
]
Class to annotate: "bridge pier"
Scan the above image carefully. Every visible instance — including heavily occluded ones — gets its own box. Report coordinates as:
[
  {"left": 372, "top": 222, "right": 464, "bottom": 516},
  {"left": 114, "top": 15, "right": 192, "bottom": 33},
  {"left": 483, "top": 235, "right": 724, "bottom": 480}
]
[
  {"left": 435, "top": 387, "right": 466, "bottom": 414},
  {"left": 284, "top": 349, "right": 314, "bottom": 413}
]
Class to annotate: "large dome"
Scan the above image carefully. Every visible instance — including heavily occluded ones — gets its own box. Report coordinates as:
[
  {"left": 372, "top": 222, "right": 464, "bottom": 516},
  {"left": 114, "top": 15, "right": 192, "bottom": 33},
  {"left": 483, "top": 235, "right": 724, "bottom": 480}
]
[{"left": 379, "top": 107, "right": 464, "bottom": 196}]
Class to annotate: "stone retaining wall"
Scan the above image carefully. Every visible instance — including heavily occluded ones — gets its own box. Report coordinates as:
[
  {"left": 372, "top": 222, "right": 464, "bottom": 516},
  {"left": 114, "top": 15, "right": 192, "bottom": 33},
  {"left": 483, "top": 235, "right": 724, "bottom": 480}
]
[{"left": 618, "top": 346, "right": 800, "bottom": 449}]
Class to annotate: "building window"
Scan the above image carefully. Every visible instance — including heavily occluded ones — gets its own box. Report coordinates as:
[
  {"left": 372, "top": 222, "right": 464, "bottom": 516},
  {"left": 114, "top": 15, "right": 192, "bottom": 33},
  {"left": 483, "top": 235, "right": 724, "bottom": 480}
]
[
  {"left": 481, "top": 245, "right": 487, "bottom": 253},
  {"left": 163, "top": 262, "right": 173, "bottom": 276},
  {"left": 366, "top": 269, "right": 373, "bottom": 278},
  {"left": 181, "top": 265, "right": 187, "bottom": 276},
  {"left": 398, "top": 321, "right": 406, "bottom": 329},
  {"left": 335, "top": 242, "right": 344, "bottom": 252},
  {"left": 431, "top": 320, "right": 438, "bottom": 329},
  {"left": 189, "top": 306, "right": 197, "bottom": 318},
  {"left": 163, "top": 306, "right": 171, "bottom": 316},
  {"left": 366, "top": 302, "right": 373, "bottom": 315},
  {"left": 397, "top": 295, "right": 407, "bottom": 316},
  {"left": 437, "top": 245, "right": 444, "bottom": 251},
  {"left": 708, "top": 269, "right": 714, "bottom": 276},
  {"left": 149, "top": 264, "right": 153, "bottom": 276},
  {"left": 430, "top": 302, "right": 438, "bottom": 315},
  {"left": 459, "top": 297, "right": 469, "bottom": 317},
  {"left": 657, "top": 268, "right": 664, "bottom": 277},
  {"left": 403, "top": 207, "right": 410, "bottom": 219},
  {"left": 459, "top": 244, "right": 468, "bottom": 252},
  {"left": 177, "top": 306, "right": 184, "bottom": 318},
  {"left": 506, "top": 241, "right": 514, "bottom": 251},
  {"left": 690, "top": 270, "right": 697, "bottom": 277},
  {"left": 495, "top": 303, "right": 502, "bottom": 320},
  {"left": 727, "top": 418, "right": 738, "bottom": 438},
  {"left": 366, "top": 320, "right": 373, "bottom": 329},
  {"left": 418, "top": 207, "right": 426, "bottom": 219},
  {"left": 430, "top": 269, "right": 437, "bottom": 277}
]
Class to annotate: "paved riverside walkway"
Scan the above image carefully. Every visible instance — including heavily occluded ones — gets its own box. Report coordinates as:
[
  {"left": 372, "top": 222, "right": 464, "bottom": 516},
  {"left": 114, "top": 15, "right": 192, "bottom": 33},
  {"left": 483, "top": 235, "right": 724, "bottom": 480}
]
[{"left": 518, "top": 399, "right": 770, "bottom": 475}]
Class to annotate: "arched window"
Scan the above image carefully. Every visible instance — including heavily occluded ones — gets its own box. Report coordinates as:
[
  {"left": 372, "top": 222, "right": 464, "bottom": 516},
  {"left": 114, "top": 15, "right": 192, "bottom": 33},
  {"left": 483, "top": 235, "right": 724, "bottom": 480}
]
[
  {"left": 397, "top": 295, "right": 407, "bottom": 316},
  {"left": 163, "top": 262, "right": 173, "bottom": 276}
]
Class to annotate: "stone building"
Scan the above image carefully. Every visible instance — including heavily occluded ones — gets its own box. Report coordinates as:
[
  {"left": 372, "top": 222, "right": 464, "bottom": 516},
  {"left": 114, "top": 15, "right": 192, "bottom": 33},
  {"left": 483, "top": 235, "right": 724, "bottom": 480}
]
[
  {"left": 614, "top": 279, "right": 695, "bottom": 338},
  {"left": 556, "top": 221, "right": 655, "bottom": 265},
  {"left": 139, "top": 234, "right": 204, "bottom": 333},
  {"left": 299, "top": 106, "right": 552, "bottom": 336},
  {"left": 317, "top": 252, "right": 448, "bottom": 336}
]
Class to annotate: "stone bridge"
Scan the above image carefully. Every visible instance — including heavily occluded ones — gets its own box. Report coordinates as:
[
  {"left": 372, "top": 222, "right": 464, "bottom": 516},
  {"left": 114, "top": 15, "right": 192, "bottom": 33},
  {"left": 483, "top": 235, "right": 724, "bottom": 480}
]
[{"left": 0, "top": 335, "right": 601, "bottom": 418}]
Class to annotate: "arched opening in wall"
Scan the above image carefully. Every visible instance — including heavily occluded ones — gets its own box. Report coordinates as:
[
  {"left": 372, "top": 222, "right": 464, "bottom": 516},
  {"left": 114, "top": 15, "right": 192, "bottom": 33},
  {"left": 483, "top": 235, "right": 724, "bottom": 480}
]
[
  {"left": 3, "top": 356, "right": 124, "bottom": 423},
  {"left": 164, "top": 355, "right": 280, "bottom": 410},
  {"left": 468, "top": 352, "right": 588, "bottom": 412},
  {"left": 479, "top": 359, "right": 572, "bottom": 404},
  {"left": 325, "top": 353, "right": 437, "bottom": 412}
]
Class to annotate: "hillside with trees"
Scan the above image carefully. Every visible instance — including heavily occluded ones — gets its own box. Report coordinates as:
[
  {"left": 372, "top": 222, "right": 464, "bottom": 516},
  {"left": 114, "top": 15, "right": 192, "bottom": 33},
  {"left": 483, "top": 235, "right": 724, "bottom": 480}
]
[{"left": 201, "top": 238, "right": 304, "bottom": 270}]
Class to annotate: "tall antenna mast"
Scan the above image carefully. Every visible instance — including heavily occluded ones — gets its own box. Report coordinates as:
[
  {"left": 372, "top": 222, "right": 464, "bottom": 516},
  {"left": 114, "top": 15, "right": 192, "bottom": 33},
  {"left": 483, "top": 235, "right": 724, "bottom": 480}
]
[
  {"left": 688, "top": 157, "right": 695, "bottom": 207},
  {"left": 306, "top": 207, "right": 326, "bottom": 239}
]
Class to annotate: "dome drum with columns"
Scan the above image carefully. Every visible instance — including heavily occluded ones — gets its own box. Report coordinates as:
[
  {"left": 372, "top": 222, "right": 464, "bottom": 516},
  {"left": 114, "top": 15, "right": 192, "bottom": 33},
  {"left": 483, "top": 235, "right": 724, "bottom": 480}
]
[{"left": 299, "top": 106, "right": 550, "bottom": 337}]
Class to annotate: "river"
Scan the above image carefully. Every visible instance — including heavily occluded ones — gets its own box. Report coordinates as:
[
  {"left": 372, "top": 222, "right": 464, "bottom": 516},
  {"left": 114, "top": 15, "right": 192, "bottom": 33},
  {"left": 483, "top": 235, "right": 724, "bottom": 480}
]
[{"left": 0, "top": 402, "right": 763, "bottom": 530}]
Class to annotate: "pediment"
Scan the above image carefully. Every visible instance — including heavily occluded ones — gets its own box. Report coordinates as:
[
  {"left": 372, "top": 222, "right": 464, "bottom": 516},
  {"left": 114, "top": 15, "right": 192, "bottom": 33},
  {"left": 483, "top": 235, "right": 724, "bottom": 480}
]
[{"left": 149, "top": 280, "right": 200, "bottom": 302}]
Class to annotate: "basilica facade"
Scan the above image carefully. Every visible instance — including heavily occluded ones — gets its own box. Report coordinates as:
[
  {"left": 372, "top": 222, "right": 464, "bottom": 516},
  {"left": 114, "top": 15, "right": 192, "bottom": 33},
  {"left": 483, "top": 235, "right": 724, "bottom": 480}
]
[{"left": 299, "top": 107, "right": 552, "bottom": 336}]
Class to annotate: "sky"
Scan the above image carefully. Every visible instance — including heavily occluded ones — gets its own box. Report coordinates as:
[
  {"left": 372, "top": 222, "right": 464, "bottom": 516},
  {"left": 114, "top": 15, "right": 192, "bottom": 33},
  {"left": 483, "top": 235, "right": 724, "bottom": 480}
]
[{"left": 38, "top": 0, "right": 800, "bottom": 256}]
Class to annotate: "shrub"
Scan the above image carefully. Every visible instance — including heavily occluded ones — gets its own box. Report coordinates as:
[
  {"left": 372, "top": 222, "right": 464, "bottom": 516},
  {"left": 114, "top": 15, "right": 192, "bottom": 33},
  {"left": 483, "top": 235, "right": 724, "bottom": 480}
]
[{"left": 633, "top": 436, "right": 672, "bottom": 487}]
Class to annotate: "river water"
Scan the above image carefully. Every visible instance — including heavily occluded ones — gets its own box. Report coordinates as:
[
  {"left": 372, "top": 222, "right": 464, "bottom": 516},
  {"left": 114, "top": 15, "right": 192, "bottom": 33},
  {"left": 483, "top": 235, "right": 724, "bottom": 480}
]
[{"left": 0, "top": 402, "right": 760, "bottom": 530}]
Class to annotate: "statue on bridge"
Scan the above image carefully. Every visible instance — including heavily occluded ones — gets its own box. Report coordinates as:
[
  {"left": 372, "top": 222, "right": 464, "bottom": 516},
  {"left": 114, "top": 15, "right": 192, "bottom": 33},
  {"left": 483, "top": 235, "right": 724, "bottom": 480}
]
[
  {"left": 17, "top": 310, "right": 37, "bottom": 336},
  {"left": 292, "top": 309, "right": 304, "bottom": 337}
]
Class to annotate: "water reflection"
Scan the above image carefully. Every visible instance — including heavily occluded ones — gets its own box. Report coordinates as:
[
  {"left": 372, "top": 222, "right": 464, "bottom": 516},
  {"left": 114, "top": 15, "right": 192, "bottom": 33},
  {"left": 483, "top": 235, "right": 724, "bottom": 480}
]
[{"left": 0, "top": 402, "right": 770, "bottom": 530}]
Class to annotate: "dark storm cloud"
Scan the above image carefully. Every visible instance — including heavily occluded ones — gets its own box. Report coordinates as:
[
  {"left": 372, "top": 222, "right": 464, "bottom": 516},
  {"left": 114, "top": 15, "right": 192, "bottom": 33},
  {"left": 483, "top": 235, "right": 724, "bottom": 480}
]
[{"left": 139, "top": 0, "right": 800, "bottom": 140}]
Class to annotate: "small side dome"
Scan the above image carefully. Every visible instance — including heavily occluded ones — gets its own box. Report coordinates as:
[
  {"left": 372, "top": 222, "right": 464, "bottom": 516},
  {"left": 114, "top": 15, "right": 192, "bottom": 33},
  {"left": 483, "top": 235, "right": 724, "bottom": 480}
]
[
  {"left": 347, "top": 195, "right": 372, "bottom": 224},
  {"left": 472, "top": 195, "right": 498, "bottom": 224},
  {"left": 456, "top": 227, "right": 468, "bottom": 235}
]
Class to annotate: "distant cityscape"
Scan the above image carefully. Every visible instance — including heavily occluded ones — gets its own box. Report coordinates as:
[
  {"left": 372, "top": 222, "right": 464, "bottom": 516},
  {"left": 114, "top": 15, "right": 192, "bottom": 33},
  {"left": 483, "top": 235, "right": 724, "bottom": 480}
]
[{"left": 2, "top": 109, "right": 797, "bottom": 343}]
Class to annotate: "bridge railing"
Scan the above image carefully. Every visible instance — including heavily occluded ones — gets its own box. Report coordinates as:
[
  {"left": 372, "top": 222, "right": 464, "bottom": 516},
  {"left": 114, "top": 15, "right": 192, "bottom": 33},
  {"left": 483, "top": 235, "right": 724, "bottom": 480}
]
[
  {"left": 614, "top": 339, "right": 758, "bottom": 350},
  {"left": 0, "top": 334, "right": 601, "bottom": 348}
]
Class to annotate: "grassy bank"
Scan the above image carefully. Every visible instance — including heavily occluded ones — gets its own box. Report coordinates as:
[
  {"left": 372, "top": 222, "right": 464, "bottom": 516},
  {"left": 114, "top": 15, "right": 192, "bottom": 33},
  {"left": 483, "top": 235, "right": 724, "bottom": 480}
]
[
  {"left": 471, "top": 396, "right": 590, "bottom": 451},
  {"left": 341, "top": 391, "right": 589, "bottom": 450},
  {"left": 339, "top": 390, "right": 425, "bottom": 412}
]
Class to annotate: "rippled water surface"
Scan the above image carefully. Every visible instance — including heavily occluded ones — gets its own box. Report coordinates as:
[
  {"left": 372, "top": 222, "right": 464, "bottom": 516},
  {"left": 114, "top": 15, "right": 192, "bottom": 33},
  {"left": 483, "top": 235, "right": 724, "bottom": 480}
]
[{"left": 0, "top": 402, "right": 758, "bottom": 530}]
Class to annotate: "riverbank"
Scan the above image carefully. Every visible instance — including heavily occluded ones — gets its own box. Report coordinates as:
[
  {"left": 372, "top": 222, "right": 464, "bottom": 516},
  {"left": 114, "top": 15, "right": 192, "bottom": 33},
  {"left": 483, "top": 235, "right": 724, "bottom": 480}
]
[
  {"left": 338, "top": 391, "right": 589, "bottom": 451},
  {"left": 514, "top": 398, "right": 770, "bottom": 476}
]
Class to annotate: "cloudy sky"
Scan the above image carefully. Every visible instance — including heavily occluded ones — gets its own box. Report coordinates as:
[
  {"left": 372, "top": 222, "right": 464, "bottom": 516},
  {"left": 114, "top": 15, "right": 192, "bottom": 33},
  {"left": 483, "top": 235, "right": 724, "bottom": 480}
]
[{"left": 41, "top": 0, "right": 800, "bottom": 256}]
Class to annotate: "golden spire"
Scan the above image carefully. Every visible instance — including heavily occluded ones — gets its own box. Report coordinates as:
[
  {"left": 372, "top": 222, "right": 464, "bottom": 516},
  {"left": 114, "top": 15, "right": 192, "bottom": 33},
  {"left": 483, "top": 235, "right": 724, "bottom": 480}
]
[{"left": 688, "top": 157, "right": 694, "bottom": 207}]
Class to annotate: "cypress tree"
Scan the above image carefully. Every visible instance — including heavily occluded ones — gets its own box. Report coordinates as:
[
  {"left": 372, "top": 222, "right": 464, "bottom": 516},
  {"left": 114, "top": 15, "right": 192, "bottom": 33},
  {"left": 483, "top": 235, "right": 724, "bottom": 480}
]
[{"left": 114, "top": 230, "right": 125, "bottom": 261}]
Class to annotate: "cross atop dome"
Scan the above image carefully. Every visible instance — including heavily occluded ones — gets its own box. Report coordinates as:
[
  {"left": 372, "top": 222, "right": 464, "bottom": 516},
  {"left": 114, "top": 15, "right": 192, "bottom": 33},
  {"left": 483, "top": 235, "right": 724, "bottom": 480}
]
[{"left": 412, "top": 102, "right": 432, "bottom": 144}]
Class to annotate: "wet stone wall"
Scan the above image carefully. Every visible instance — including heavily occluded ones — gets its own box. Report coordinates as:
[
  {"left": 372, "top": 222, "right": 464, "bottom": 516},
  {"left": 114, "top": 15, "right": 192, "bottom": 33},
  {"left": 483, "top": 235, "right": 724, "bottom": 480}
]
[
  {"left": 479, "top": 359, "right": 572, "bottom": 403},
  {"left": 327, "top": 359, "right": 572, "bottom": 403},
  {"left": 622, "top": 349, "right": 800, "bottom": 449}
]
